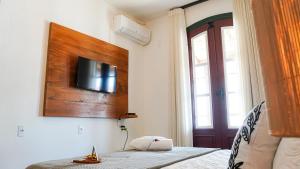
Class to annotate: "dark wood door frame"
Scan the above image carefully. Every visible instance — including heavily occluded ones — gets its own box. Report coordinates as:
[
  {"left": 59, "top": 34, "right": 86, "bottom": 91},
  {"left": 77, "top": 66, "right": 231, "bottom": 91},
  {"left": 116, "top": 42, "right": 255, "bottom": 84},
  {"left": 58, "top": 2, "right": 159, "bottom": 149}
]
[
  {"left": 187, "top": 18, "right": 238, "bottom": 149},
  {"left": 213, "top": 19, "right": 239, "bottom": 148}
]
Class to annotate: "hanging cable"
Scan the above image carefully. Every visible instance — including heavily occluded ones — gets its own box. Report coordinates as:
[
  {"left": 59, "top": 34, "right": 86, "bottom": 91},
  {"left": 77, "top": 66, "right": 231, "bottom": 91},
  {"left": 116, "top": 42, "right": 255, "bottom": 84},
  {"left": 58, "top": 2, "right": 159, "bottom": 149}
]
[{"left": 120, "top": 125, "right": 128, "bottom": 151}]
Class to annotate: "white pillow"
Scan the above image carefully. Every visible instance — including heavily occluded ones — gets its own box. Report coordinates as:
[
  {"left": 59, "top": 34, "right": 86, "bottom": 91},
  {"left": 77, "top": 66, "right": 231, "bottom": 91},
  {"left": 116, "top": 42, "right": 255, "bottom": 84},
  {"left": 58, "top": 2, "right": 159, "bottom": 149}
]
[
  {"left": 128, "top": 136, "right": 173, "bottom": 151},
  {"left": 228, "top": 101, "right": 281, "bottom": 169},
  {"left": 273, "top": 138, "right": 300, "bottom": 169}
]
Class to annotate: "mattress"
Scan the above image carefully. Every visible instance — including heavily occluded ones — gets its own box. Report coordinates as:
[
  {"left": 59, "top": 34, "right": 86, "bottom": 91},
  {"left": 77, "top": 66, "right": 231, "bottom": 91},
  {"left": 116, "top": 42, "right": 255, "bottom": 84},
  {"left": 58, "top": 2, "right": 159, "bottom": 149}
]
[
  {"left": 163, "top": 149, "right": 230, "bottom": 169},
  {"left": 26, "top": 147, "right": 221, "bottom": 169}
]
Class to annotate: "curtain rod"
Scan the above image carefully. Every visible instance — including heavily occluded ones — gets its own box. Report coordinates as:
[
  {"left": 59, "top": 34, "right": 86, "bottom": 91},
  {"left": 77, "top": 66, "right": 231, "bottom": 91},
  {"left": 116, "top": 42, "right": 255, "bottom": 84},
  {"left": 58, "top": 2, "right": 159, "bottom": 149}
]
[{"left": 180, "top": 0, "right": 208, "bottom": 9}]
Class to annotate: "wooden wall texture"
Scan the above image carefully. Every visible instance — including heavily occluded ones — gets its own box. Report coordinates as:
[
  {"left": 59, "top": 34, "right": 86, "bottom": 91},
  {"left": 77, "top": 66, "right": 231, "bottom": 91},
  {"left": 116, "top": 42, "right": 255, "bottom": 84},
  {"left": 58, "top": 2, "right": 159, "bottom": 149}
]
[
  {"left": 252, "top": 0, "right": 300, "bottom": 136},
  {"left": 43, "top": 23, "right": 128, "bottom": 118}
]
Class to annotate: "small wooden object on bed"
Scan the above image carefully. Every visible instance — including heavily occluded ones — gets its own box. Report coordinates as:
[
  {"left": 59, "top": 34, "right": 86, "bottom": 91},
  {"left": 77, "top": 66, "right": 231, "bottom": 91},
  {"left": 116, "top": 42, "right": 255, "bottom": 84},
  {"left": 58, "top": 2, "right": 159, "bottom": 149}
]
[
  {"left": 73, "top": 146, "right": 101, "bottom": 164},
  {"left": 43, "top": 22, "right": 131, "bottom": 119},
  {"left": 73, "top": 159, "right": 101, "bottom": 164}
]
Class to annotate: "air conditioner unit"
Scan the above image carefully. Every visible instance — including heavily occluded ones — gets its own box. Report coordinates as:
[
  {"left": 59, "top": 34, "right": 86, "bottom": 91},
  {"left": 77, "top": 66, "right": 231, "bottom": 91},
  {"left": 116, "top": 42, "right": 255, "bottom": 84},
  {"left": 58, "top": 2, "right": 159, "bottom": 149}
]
[{"left": 113, "top": 15, "right": 151, "bottom": 46}]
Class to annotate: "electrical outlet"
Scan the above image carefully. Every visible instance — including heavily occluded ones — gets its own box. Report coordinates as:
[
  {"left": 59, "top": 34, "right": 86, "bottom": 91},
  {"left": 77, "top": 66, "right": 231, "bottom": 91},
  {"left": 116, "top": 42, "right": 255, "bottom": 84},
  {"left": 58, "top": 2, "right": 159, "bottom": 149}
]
[
  {"left": 118, "top": 119, "right": 125, "bottom": 127},
  {"left": 17, "top": 125, "right": 25, "bottom": 137},
  {"left": 78, "top": 125, "right": 84, "bottom": 135}
]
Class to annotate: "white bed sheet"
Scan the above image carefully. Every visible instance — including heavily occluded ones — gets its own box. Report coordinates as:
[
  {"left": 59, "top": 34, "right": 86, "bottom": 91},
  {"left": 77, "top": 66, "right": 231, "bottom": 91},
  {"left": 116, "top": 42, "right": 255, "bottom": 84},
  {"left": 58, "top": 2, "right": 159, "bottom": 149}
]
[
  {"left": 26, "top": 147, "right": 219, "bottom": 169},
  {"left": 162, "top": 150, "right": 230, "bottom": 169}
]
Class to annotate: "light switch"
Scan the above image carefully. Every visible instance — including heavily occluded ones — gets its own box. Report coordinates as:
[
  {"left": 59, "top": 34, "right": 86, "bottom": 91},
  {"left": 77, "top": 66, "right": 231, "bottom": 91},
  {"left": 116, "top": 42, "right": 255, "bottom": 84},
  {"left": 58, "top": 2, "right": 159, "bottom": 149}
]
[{"left": 17, "top": 125, "right": 24, "bottom": 137}]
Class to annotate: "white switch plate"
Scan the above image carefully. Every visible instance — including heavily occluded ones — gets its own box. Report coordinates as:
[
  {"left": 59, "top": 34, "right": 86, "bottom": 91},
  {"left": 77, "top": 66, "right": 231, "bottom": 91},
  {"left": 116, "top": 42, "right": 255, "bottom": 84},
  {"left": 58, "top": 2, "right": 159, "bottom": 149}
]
[
  {"left": 17, "top": 125, "right": 24, "bottom": 137},
  {"left": 78, "top": 125, "right": 84, "bottom": 135}
]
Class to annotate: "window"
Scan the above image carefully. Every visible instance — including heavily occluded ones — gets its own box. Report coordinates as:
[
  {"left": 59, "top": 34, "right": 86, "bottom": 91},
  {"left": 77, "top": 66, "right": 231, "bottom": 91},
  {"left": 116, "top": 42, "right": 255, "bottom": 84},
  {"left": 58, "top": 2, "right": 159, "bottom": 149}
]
[
  {"left": 221, "top": 26, "right": 244, "bottom": 128},
  {"left": 191, "top": 31, "right": 213, "bottom": 129},
  {"left": 188, "top": 15, "right": 244, "bottom": 148}
]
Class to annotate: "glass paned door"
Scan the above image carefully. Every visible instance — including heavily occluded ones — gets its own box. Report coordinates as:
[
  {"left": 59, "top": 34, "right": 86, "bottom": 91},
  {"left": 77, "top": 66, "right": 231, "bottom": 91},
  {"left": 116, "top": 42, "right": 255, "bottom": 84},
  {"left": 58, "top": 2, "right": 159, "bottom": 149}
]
[
  {"left": 188, "top": 17, "right": 242, "bottom": 149},
  {"left": 221, "top": 26, "right": 245, "bottom": 128},
  {"left": 191, "top": 31, "right": 213, "bottom": 129}
]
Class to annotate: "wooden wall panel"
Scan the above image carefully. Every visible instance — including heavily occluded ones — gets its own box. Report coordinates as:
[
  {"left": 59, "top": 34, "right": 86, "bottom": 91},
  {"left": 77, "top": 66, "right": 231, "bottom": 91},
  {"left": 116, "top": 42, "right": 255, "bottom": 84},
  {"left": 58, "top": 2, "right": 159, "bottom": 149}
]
[
  {"left": 252, "top": 0, "right": 300, "bottom": 136},
  {"left": 43, "top": 23, "right": 128, "bottom": 118}
]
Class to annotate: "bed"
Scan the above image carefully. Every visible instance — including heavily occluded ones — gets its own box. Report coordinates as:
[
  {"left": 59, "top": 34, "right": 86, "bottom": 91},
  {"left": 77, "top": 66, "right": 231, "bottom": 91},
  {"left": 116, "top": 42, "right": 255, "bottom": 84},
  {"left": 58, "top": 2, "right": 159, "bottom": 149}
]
[{"left": 26, "top": 147, "right": 230, "bottom": 169}]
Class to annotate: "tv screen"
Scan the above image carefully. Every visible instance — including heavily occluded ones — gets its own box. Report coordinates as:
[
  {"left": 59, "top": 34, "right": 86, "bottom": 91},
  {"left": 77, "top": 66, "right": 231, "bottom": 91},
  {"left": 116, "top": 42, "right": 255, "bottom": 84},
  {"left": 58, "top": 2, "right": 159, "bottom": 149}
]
[{"left": 76, "top": 57, "right": 117, "bottom": 94}]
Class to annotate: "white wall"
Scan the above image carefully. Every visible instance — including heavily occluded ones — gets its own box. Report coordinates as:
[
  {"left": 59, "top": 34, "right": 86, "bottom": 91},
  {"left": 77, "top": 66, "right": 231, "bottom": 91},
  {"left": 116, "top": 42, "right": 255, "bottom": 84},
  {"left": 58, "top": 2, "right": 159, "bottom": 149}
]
[
  {"left": 185, "top": 0, "right": 233, "bottom": 26},
  {"left": 134, "top": 0, "right": 234, "bottom": 140},
  {"left": 131, "top": 15, "right": 172, "bottom": 138},
  {"left": 0, "top": 0, "right": 143, "bottom": 168},
  {"left": 0, "top": 0, "right": 234, "bottom": 168}
]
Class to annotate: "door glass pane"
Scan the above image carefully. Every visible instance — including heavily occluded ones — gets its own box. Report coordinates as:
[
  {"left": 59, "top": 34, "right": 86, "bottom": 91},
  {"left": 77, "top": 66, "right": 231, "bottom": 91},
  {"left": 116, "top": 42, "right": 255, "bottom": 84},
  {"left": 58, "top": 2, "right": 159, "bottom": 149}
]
[
  {"left": 221, "top": 26, "right": 245, "bottom": 128},
  {"left": 195, "top": 65, "right": 210, "bottom": 95},
  {"left": 195, "top": 96, "right": 213, "bottom": 128},
  {"left": 191, "top": 31, "right": 213, "bottom": 129},
  {"left": 192, "top": 31, "right": 209, "bottom": 65},
  {"left": 227, "top": 93, "right": 243, "bottom": 127}
]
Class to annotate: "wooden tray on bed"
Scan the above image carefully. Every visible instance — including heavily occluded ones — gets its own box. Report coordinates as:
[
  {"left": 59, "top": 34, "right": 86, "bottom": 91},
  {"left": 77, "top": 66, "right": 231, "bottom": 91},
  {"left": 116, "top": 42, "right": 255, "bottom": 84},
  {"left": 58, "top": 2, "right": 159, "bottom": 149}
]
[{"left": 73, "top": 159, "right": 101, "bottom": 164}]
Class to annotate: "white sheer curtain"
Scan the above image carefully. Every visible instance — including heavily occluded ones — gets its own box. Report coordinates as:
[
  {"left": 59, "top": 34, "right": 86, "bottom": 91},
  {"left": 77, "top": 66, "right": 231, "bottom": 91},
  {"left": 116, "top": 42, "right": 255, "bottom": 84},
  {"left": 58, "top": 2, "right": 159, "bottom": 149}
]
[
  {"left": 233, "top": 0, "right": 265, "bottom": 111},
  {"left": 168, "top": 8, "right": 193, "bottom": 147}
]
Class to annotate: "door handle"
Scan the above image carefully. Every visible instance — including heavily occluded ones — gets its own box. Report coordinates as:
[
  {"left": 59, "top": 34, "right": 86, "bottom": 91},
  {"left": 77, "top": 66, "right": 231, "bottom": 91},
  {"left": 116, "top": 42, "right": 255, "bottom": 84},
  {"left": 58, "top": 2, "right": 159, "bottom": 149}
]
[{"left": 216, "top": 88, "right": 225, "bottom": 98}]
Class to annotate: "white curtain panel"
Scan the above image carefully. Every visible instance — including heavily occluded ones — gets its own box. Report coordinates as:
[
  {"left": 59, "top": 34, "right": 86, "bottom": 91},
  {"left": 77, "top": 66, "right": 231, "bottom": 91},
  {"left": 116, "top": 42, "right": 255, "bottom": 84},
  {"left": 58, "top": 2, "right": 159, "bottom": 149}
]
[
  {"left": 168, "top": 8, "right": 193, "bottom": 147},
  {"left": 233, "top": 0, "right": 265, "bottom": 111}
]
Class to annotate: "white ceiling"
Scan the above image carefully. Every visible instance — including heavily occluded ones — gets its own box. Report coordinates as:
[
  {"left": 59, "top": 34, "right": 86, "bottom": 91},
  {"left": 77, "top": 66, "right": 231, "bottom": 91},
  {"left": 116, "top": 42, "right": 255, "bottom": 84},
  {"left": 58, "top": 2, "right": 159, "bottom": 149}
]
[{"left": 106, "top": 0, "right": 198, "bottom": 21}]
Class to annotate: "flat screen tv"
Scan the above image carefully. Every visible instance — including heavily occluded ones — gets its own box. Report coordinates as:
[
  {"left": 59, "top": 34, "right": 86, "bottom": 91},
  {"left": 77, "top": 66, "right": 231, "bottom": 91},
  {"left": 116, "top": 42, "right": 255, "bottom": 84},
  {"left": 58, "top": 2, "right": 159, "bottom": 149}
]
[{"left": 76, "top": 56, "right": 117, "bottom": 94}]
